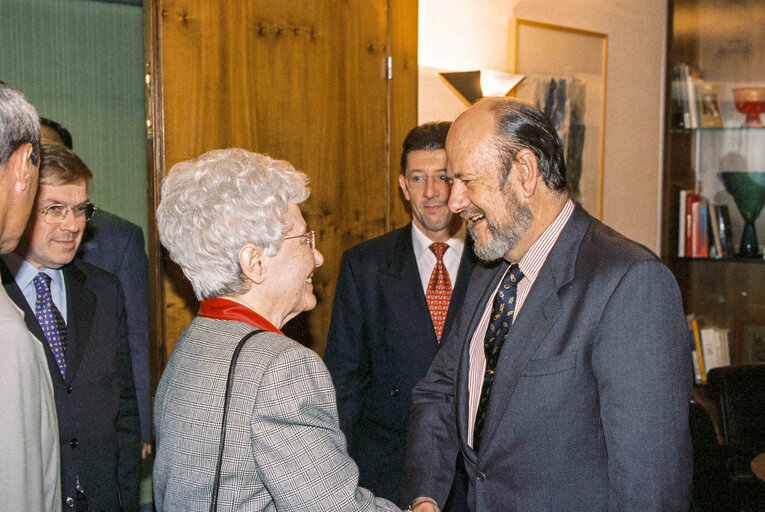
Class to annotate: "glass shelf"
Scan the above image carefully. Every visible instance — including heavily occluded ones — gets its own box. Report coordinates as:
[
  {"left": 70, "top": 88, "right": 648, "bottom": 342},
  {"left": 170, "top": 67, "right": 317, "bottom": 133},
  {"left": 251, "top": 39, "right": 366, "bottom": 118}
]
[{"left": 670, "top": 126, "right": 765, "bottom": 133}]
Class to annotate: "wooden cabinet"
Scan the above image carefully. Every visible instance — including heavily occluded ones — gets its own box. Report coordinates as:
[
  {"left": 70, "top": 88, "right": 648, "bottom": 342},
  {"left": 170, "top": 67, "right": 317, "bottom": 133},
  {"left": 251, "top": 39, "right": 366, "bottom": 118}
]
[
  {"left": 662, "top": 0, "right": 765, "bottom": 364},
  {"left": 145, "top": 0, "right": 418, "bottom": 385}
]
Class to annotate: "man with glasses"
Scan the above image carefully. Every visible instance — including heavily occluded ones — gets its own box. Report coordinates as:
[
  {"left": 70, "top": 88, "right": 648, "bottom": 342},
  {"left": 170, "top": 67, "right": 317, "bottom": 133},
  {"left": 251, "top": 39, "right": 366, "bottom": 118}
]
[
  {"left": 1, "top": 143, "right": 140, "bottom": 511},
  {"left": 325, "top": 122, "right": 476, "bottom": 511},
  {"left": 41, "top": 117, "right": 153, "bottom": 461}
]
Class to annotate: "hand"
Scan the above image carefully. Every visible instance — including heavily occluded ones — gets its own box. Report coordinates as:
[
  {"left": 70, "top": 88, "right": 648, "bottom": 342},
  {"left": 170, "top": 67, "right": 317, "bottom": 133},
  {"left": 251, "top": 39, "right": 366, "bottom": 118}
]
[
  {"left": 141, "top": 442, "right": 153, "bottom": 459},
  {"left": 410, "top": 497, "right": 439, "bottom": 512}
]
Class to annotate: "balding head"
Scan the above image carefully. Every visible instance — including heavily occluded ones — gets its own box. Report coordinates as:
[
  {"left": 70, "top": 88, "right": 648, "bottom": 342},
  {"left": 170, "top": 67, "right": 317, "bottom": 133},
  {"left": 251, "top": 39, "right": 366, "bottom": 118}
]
[{"left": 451, "top": 97, "right": 568, "bottom": 191}]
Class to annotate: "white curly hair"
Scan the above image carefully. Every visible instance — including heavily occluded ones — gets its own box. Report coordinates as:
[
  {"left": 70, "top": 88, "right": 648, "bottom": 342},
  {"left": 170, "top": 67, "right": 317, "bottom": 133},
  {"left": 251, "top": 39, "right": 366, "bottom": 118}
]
[{"left": 156, "top": 148, "right": 309, "bottom": 300}]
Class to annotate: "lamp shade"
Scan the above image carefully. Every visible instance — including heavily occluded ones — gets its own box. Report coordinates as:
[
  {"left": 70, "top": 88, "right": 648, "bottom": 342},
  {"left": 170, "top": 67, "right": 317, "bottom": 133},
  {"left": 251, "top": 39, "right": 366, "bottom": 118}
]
[{"left": 439, "top": 70, "right": 525, "bottom": 105}]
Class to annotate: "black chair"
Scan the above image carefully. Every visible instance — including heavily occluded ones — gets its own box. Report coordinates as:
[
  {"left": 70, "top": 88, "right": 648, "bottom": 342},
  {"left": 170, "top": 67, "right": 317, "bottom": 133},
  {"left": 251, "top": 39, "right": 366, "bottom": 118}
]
[
  {"left": 689, "top": 398, "right": 734, "bottom": 511},
  {"left": 707, "top": 364, "right": 765, "bottom": 511}
]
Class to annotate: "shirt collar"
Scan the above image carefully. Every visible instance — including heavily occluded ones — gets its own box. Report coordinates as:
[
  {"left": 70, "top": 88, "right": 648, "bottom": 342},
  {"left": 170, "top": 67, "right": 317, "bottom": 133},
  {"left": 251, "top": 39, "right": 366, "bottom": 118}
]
[
  {"left": 516, "top": 198, "right": 575, "bottom": 284},
  {"left": 410, "top": 221, "right": 465, "bottom": 259},
  {"left": 1, "top": 251, "right": 66, "bottom": 292}
]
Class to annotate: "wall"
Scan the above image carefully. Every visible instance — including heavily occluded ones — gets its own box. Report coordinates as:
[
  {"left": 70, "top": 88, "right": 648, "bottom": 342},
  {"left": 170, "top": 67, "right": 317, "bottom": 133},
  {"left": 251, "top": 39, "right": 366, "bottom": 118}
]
[
  {"left": 0, "top": 0, "right": 147, "bottom": 238},
  {"left": 418, "top": 0, "right": 667, "bottom": 252}
]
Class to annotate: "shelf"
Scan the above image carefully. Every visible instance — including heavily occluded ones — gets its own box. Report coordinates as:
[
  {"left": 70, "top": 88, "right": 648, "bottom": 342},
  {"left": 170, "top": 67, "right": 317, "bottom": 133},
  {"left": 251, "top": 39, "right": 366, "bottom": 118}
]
[
  {"left": 671, "top": 126, "right": 765, "bottom": 133},
  {"left": 673, "top": 256, "right": 765, "bottom": 264}
]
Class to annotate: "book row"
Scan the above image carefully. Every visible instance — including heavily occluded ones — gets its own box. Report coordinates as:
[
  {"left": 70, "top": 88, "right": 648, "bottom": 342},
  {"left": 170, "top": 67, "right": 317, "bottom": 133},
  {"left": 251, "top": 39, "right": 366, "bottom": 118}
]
[
  {"left": 687, "top": 315, "right": 731, "bottom": 385},
  {"left": 671, "top": 63, "right": 723, "bottom": 129},
  {"left": 678, "top": 189, "right": 734, "bottom": 258}
]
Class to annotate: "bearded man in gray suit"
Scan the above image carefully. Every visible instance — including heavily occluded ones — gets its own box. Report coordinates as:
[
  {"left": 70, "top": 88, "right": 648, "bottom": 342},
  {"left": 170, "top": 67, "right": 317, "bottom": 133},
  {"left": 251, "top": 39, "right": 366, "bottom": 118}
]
[{"left": 401, "top": 98, "right": 692, "bottom": 512}]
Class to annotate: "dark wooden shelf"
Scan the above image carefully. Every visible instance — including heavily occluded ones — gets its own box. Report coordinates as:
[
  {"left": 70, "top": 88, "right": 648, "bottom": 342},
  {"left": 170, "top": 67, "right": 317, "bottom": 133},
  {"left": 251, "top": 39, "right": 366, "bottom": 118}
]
[{"left": 672, "top": 256, "right": 765, "bottom": 264}]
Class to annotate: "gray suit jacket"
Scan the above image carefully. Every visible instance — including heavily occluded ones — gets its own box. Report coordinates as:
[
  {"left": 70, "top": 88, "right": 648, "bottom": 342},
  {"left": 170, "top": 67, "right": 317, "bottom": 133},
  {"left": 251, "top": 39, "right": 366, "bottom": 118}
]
[
  {"left": 153, "top": 317, "right": 400, "bottom": 511},
  {"left": 402, "top": 204, "right": 693, "bottom": 511}
]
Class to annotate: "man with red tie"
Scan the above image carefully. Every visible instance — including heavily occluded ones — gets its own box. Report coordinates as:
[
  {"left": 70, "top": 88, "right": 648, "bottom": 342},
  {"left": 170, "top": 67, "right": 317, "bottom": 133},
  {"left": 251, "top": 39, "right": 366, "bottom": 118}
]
[{"left": 325, "top": 122, "right": 477, "bottom": 511}]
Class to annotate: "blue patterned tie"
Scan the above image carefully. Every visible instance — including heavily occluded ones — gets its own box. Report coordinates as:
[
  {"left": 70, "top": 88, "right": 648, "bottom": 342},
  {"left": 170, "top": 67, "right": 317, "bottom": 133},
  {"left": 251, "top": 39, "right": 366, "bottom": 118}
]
[
  {"left": 473, "top": 263, "right": 523, "bottom": 450},
  {"left": 33, "top": 272, "right": 67, "bottom": 378}
]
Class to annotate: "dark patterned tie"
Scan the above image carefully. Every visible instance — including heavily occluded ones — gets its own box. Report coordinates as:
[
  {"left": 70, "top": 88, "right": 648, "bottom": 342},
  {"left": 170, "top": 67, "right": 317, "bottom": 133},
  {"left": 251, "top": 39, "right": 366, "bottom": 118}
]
[
  {"left": 473, "top": 263, "right": 523, "bottom": 450},
  {"left": 425, "top": 242, "right": 452, "bottom": 343},
  {"left": 33, "top": 272, "right": 67, "bottom": 378}
]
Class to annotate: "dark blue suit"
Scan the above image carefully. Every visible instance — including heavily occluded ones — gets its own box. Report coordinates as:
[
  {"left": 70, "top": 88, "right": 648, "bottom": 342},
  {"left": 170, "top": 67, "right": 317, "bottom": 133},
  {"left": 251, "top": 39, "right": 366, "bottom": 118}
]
[
  {"left": 401, "top": 204, "right": 693, "bottom": 511},
  {"left": 78, "top": 209, "right": 151, "bottom": 444},
  {"left": 1, "top": 259, "right": 140, "bottom": 511},
  {"left": 324, "top": 224, "right": 476, "bottom": 508}
]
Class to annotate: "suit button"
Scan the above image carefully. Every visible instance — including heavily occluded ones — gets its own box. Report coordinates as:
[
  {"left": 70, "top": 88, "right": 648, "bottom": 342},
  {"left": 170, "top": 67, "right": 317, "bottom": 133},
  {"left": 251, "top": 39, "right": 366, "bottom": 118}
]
[
  {"left": 476, "top": 471, "right": 486, "bottom": 482},
  {"left": 389, "top": 388, "right": 399, "bottom": 397},
  {"left": 65, "top": 496, "right": 76, "bottom": 507},
  {"left": 70, "top": 438, "right": 78, "bottom": 448},
  {"left": 66, "top": 384, "right": 73, "bottom": 394}
]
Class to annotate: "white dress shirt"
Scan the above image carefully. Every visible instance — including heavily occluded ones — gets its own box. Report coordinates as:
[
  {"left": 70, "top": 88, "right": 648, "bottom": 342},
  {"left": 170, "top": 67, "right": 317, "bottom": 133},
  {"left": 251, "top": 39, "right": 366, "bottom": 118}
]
[
  {"left": 467, "top": 199, "right": 575, "bottom": 447},
  {"left": 410, "top": 222, "right": 466, "bottom": 294}
]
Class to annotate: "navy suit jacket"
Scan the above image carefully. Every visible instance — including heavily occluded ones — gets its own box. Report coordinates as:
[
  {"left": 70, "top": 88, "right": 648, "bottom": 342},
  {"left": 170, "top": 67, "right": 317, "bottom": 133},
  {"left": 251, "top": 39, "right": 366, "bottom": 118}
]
[
  {"left": 401, "top": 204, "right": 693, "bottom": 511},
  {"left": 324, "top": 223, "right": 476, "bottom": 506},
  {"left": 1, "top": 259, "right": 141, "bottom": 511},
  {"left": 78, "top": 209, "right": 151, "bottom": 444}
]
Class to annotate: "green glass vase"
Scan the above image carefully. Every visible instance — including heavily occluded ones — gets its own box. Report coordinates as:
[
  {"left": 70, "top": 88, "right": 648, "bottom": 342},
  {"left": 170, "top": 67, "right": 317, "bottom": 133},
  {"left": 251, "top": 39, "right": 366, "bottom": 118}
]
[{"left": 719, "top": 172, "right": 765, "bottom": 258}]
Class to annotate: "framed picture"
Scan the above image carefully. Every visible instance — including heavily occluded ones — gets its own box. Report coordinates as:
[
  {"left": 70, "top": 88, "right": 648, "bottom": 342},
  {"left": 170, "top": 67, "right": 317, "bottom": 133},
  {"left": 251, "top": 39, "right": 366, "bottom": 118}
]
[
  {"left": 735, "top": 318, "right": 765, "bottom": 364},
  {"left": 697, "top": 82, "right": 723, "bottom": 128},
  {"left": 509, "top": 18, "right": 607, "bottom": 219}
]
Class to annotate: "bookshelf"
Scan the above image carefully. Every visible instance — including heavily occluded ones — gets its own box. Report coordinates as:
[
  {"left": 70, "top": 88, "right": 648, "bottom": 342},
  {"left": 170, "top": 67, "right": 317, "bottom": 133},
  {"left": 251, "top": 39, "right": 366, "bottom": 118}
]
[{"left": 662, "top": 0, "right": 765, "bottom": 365}]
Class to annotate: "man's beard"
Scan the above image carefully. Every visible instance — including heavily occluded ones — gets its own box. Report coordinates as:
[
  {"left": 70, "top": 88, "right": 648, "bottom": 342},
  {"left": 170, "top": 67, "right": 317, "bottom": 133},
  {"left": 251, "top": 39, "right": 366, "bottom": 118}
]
[{"left": 468, "top": 185, "right": 532, "bottom": 262}]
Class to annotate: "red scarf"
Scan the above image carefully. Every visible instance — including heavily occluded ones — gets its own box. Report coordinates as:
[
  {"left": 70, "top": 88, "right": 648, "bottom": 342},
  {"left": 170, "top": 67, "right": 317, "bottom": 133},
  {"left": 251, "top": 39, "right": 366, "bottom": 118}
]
[{"left": 198, "top": 298, "right": 283, "bottom": 335}]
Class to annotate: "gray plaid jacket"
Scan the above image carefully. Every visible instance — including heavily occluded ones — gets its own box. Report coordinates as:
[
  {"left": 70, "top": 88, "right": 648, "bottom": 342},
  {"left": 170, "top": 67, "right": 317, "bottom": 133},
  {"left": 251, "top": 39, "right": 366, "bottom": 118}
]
[{"left": 153, "top": 317, "right": 400, "bottom": 511}]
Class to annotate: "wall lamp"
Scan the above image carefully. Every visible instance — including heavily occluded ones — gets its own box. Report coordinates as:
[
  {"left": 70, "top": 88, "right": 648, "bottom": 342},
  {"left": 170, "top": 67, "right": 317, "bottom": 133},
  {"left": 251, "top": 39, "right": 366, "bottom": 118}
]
[{"left": 439, "top": 70, "right": 525, "bottom": 105}]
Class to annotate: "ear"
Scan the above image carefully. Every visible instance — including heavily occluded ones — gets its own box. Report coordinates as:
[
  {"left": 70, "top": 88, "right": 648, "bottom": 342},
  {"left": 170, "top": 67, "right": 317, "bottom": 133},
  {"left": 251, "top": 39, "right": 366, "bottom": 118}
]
[
  {"left": 238, "top": 243, "right": 266, "bottom": 285},
  {"left": 513, "top": 148, "right": 540, "bottom": 198},
  {"left": 7, "top": 143, "right": 37, "bottom": 194},
  {"left": 398, "top": 174, "right": 411, "bottom": 201}
]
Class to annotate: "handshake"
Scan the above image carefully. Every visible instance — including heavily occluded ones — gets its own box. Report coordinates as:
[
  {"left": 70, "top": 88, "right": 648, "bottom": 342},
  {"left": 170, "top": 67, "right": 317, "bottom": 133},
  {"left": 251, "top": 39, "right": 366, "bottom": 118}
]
[{"left": 404, "top": 497, "right": 439, "bottom": 511}]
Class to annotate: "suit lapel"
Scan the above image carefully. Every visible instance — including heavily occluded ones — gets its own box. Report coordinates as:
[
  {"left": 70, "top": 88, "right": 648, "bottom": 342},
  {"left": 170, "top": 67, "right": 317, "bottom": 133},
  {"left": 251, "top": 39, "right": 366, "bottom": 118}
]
[
  {"left": 0, "top": 260, "right": 64, "bottom": 382},
  {"left": 63, "top": 263, "right": 96, "bottom": 383},
  {"left": 476, "top": 204, "right": 591, "bottom": 454},
  {"left": 379, "top": 224, "right": 438, "bottom": 347}
]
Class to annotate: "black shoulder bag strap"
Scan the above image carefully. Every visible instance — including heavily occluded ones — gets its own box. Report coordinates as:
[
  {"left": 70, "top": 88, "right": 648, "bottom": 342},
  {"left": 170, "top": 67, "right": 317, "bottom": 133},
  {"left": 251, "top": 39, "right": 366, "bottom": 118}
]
[{"left": 209, "top": 329, "right": 265, "bottom": 512}]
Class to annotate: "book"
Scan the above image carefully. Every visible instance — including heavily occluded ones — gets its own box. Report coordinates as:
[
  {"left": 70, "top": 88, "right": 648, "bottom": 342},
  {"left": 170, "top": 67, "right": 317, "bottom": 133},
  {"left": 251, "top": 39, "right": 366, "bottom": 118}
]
[
  {"left": 716, "top": 204, "right": 734, "bottom": 257},
  {"left": 700, "top": 326, "right": 721, "bottom": 371},
  {"left": 689, "top": 316, "right": 706, "bottom": 383},
  {"left": 672, "top": 65, "right": 690, "bottom": 128},
  {"left": 700, "top": 326, "right": 732, "bottom": 371},
  {"left": 685, "top": 192, "right": 699, "bottom": 256},
  {"left": 678, "top": 190, "right": 690, "bottom": 257},
  {"left": 708, "top": 203, "right": 723, "bottom": 258},
  {"left": 684, "top": 66, "right": 699, "bottom": 128},
  {"left": 698, "top": 201, "right": 709, "bottom": 258},
  {"left": 691, "top": 199, "right": 709, "bottom": 257}
]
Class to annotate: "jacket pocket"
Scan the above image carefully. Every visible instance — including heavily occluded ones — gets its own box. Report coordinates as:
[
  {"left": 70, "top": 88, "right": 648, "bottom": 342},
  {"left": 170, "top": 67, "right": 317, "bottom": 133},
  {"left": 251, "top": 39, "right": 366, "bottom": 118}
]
[{"left": 520, "top": 351, "right": 576, "bottom": 376}]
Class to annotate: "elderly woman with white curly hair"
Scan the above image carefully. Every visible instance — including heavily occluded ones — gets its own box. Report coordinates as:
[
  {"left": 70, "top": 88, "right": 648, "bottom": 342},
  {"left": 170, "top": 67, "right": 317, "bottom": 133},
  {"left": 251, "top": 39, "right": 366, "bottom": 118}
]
[{"left": 152, "top": 148, "right": 400, "bottom": 512}]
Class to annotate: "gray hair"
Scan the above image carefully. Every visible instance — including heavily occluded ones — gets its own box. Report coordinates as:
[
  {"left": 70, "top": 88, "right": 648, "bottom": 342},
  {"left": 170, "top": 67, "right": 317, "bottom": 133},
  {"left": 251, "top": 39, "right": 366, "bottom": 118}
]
[
  {"left": 156, "top": 148, "right": 310, "bottom": 300},
  {"left": 0, "top": 81, "right": 40, "bottom": 169}
]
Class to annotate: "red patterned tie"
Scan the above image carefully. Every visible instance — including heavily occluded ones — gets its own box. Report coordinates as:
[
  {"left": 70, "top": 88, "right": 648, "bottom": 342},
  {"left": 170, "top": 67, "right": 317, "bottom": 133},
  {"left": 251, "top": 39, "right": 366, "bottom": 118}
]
[{"left": 426, "top": 242, "right": 452, "bottom": 343}]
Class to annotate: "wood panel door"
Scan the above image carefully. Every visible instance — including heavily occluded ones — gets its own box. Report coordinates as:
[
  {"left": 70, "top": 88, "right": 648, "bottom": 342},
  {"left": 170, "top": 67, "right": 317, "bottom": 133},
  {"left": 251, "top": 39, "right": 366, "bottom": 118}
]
[{"left": 145, "top": 0, "right": 417, "bottom": 385}]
